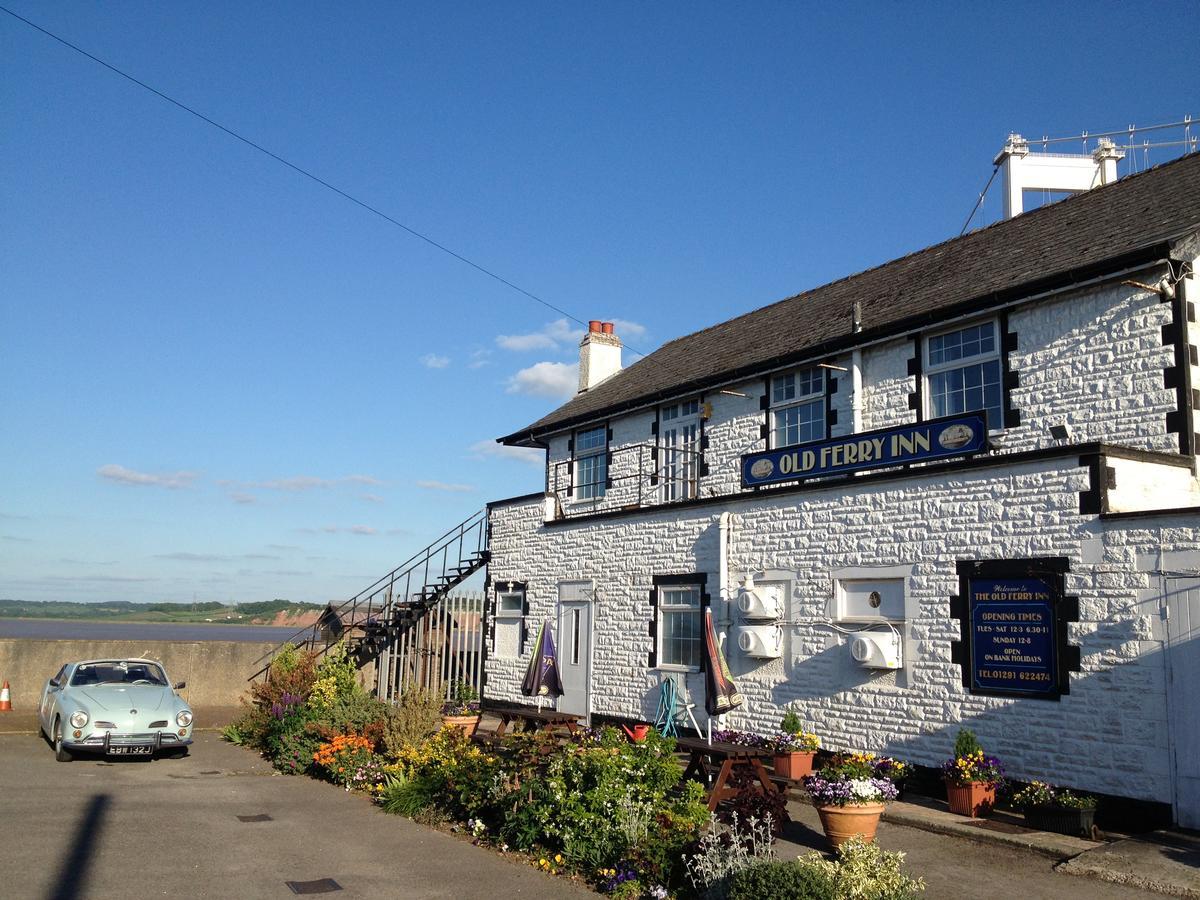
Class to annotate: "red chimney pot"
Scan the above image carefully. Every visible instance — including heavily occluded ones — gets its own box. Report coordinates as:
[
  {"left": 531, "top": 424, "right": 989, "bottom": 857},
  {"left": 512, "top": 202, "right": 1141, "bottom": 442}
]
[
  {"left": 588, "top": 320, "right": 602, "bottom": 333},
  {"left": 601, "top": 322, "right": 614, "bottom": 334}
]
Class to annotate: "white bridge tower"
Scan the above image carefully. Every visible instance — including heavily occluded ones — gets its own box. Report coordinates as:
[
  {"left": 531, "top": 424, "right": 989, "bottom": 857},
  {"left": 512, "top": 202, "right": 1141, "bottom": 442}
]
[{"left": 994, "top": 134, "right": 1125, "bottom": 218}]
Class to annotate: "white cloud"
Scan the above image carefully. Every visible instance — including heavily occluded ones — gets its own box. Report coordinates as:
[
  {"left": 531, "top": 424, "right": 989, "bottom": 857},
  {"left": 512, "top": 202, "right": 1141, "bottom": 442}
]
[
  {"left": 230, "top": 492, "right": 256, "bottom": 505},
  {"left": 98, "top": 464, "right": 197, "bottom": 489},
  {"left": 496, "top": 318, "right": 583, "bottom": 352},
  {"left": 506, "top": 361, "right": 576, "bottom": 398},
  {"left": 416, "top": 480, "right": 476, "bottom": 493},
  {"left": 225, "top": 474, "right": 385, "bottom": 493},
  {"left": 359, "top": 493, "right": 384, "bottom": 504},
  {"left": 469, "top": 440, "right": 543, "bottom": 467},
  {"left": 46, "top": 574, "right": 158, "bottom": 583},
  {"left": 421, "top": 353, "right": 450, "bottom": 369},
  {"left": 468, "top": 349, "right": 491, "bottom": 369},
  {"left": 496, "top": 318, "right": 645, "bottom": 352},
  {"left": 610, "top": 318, "right": 647, "bottom": 339},
  {"left": 155, "top": 552, "right": 229, "bottom": 562},
  {"left": 349, "top": 525, "right": 377, "bottom": 536}
]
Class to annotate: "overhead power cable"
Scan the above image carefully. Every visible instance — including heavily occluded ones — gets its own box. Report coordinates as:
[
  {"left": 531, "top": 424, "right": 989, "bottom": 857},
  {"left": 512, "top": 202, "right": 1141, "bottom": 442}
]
[
  {"left": 959, "top": 164, "right": 1000, "bottom": 236},
  {"left": 0, "top": 5, "right": 668, "bottom": 356}
]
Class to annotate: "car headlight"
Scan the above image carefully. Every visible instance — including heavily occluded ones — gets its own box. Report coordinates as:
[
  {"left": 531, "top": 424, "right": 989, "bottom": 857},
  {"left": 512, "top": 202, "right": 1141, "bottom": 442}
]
[
  {"left": 176, "top": 710, "right": 193, "bottom": 727},
  {"left": 70, "top": 710, "right": 89, "bottom": 729}
]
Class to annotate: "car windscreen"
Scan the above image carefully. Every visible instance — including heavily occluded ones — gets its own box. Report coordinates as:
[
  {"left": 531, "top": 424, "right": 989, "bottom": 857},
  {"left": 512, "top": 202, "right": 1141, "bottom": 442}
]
[{"left": 70, "top": 662, "right": 168, "bottom": 687}]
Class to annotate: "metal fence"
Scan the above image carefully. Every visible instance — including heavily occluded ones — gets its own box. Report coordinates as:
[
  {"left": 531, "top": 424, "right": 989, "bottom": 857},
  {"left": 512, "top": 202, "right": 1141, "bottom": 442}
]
[{"left": 374, "top": 591, "right": 485, "bottom": 703}]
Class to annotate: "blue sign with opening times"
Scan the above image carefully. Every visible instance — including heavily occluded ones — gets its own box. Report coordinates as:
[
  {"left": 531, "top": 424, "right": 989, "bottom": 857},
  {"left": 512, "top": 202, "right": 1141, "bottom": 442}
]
[
  {"left": 968, "top": 578, "right": 1058, "bottom": 697},
  {"left": 741, "top": 412, "right": 989, "bottom": 487}
]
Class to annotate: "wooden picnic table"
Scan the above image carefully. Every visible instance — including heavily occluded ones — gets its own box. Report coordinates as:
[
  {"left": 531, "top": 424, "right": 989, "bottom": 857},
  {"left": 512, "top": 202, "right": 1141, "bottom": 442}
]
[
  {"left": 484, "top": 701, "right": 582, "bottom": 737},
  {"left": 675, "top": 735, "right": 781, "bottom": 811}
]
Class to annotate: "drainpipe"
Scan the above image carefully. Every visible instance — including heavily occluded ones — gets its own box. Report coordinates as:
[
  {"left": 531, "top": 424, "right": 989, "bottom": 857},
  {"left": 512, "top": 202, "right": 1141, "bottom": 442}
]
[
  {"left": 851, "top": 301, "right": 864, "bottom": 434},
  {"left": 714, "top": 510, "right": 733, "bottom": 744},
  {"left": 718, "top": 512, "right": 732, "bottom": 631},
  {"left": 851, "top": 349, "right": 863, "bottom": 433}
]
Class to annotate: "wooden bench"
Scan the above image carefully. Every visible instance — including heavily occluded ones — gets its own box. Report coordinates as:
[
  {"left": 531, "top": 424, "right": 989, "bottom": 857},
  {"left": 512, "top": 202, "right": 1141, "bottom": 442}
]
[
  {"left": 675, "top": 735, "right": 781, "bottom": 811},
  {"left": 483, "top": 702, "right": 582, "bottom": 737}
]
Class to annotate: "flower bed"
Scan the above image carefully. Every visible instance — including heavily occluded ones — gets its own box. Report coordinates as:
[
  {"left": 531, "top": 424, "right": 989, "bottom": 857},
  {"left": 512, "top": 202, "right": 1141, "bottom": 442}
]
[{"left": 227, "top": 648, "right": 925, "bottom": 897}]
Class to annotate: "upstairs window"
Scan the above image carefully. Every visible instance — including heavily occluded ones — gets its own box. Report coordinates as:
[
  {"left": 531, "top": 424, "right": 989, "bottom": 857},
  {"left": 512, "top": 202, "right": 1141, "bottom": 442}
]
[
  {"left": 574, "top": 425, "right": 607, "bottom": 500},
  {"left": 770, "top": 367, "right": 825, "bottom": 448},
  {"left": 925, "top": 321, "right": 1002, "bottom": 429},
  {"left": 660, "top": 399, "right": 700, "bottom": 502}
]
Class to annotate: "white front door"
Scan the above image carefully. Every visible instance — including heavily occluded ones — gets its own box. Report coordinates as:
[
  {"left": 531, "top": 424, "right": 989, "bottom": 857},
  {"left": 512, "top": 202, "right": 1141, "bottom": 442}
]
[
  {"left": 557, "top": 582, "right": 593, "bottom": 722},
  {"left": 1167, "top": 577, "right": 1200, "bottom": 828}
]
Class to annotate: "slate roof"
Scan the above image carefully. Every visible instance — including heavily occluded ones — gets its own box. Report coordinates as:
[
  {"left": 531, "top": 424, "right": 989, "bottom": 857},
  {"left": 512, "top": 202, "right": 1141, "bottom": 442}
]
[{"left": 500, "top": 152, "right": 1200, "bottom": 445}]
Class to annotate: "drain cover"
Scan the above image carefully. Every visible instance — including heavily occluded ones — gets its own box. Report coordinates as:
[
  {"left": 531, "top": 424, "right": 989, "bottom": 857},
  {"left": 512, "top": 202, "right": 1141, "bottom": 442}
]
[
  {"left": 286, "top": 879, "right": 342, "bottom": 894},
  {"left": 237, "top": 814, "right": 273, "bottom": 822}
]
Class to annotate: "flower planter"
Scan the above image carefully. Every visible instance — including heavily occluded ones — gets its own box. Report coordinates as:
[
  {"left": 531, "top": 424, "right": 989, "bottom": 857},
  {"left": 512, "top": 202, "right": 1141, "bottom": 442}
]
[
  {"left": 773, "top": 750, "right": 816, "bottom": 780},
  {"left": 816, "top": 802, "right": 885, "bottom": 848},
  {"left": 441, "top": 714, "right": 481, "bottom": 737},
  {"left": 1023, "top": 806, "right": 1096, "bottom": 837},
  {"left": 945, "top": 780, "right": 995, "bottom": 818}
]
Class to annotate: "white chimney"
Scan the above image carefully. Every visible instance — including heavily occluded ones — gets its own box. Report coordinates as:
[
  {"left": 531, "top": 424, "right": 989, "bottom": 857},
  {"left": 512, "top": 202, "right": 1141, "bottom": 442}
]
[{"left": 578, "top": 320, "right": 622, "bottom": 392}]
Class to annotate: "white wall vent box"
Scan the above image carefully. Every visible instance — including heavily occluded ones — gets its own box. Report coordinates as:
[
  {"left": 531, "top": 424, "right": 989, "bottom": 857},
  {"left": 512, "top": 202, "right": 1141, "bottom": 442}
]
[
  {"left": 836, "top": 578, "right": 905, "bottom": 622},
  {"left": 737, "top": 580, "right": 783, "bottom": 620},
  {"left": 736, "top": 624, "right": 783, "bottom": 659},
  {"left": 850, "top": 631, "right": 903, "bottom": 669}
]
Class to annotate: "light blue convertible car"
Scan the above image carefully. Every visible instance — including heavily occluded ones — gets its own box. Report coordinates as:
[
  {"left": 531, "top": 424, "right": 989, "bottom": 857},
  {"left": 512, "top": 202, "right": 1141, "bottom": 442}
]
[{"left": 38, "top": 658, "right": 194, "bottom": 761}]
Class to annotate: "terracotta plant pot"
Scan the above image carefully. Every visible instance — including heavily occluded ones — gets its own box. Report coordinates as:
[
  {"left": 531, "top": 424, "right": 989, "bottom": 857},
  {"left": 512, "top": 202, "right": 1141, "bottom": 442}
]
[
  {"left": 816, "top": 802, "right": 885, "bottom": 848},
  {"left": 945, "top": 780, "right": 996, "bottom": 818},
  {"left": 441, "top": 714, "right": 481, "bottom": 737},
  {"left": 773, "top": 750, "right": 817, "bottom": 780}
]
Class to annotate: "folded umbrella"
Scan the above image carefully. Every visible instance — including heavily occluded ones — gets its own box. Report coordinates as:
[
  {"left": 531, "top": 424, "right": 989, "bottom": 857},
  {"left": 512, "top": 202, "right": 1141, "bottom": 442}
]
[
  {"left": 521, "top": 620, "right": 563, "bottom": 699},
  {"left": 703, "top": 607, "right": 743, "bottom": 717}
]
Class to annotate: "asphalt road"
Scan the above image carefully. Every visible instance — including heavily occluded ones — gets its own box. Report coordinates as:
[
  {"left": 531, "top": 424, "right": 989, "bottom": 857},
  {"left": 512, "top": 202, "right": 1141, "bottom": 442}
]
[
  {"left": 0, "top": 730, "right": 1160, "bottom": 900},
  {"left": 0, "top": 732, "right": 591, "bottom": 900}
]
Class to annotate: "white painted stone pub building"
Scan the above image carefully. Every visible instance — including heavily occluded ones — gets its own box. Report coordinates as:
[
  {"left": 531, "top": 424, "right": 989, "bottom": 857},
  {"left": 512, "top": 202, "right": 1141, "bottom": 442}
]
[{"left": 481, "top": 152, "right": 1200, "bottom": 825}]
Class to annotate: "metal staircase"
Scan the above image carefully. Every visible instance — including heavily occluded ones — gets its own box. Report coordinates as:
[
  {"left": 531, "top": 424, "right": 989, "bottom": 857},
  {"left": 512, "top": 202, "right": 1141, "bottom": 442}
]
[{"left": 251, "top": 508, "right": 488, "bottom": 681}]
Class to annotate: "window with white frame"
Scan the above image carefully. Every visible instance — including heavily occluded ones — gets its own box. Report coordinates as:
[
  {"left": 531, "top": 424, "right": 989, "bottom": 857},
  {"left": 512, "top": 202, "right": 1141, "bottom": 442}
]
[
  {"left": 925, "top": 320, "right": 1003, "bottom": 430},
  {"left": 573, "top": 425, "right": 607, "bottom": 500},
  {"left": 769, "top": 367, "right": 825, "bottom": 448},
  {"left": 660, "top": 399, "right": 700, "bottom": 502},
  {"left": 658, "top": 585, "right": 702, "bottom": 670},
  {"left": 493, "top": 585, "right": 524, "bottom": 660}
]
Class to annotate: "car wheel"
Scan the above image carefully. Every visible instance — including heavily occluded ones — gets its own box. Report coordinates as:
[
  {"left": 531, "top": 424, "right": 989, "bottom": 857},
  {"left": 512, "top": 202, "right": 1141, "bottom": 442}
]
[{"left": 54, "top": 719, "right": 74, "bottom": 763}]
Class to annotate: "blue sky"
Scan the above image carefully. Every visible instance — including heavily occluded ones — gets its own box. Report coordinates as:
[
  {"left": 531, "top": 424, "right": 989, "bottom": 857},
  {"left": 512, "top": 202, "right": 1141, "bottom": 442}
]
[{"left": 2, "top": 2, "right": 1196, "bottom": 605}]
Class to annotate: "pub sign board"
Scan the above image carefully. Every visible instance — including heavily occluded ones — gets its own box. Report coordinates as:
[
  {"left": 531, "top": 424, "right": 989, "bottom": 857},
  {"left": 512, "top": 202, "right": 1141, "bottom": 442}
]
[
  {"left": 950, "top": 559, "right": 1081, "bottom": 701},
  {"left": 741, "top": 412, "right": 989, "bottom": 488}
]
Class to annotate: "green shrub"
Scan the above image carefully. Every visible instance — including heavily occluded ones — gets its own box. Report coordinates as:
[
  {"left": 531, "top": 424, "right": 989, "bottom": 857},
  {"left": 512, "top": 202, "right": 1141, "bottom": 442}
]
[
  {"left": 795, "top": 836, "right": 925, "bottom": 899},
  {"left": 379, "top": 687, "right": 444, "bottom": 758},
  {"left": 308, "top": 643, "right": 363, "bottom": 708},
  {"left": 780, "top": 708, "right": 803, "bottom": 735},
  {"left": 729, "top": 860, "right": 834, "bottom": 900},
  {"left": 220, "top": 722, "right": 246, "bottom": 745},
  {"left": 952, "top": 728, "right": 983, "bottom": 760},
  {"left": 380, "top": 771, "right": 443, "bottom": 817},
  {"left": 306, "top": 691, "right": 393, "bottom": 745}
]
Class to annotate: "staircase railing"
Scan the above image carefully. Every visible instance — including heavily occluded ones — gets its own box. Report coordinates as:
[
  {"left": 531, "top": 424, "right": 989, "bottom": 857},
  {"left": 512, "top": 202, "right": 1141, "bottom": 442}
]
[{"left": 250, "top": 508, "right": 488, "bottom": 680}]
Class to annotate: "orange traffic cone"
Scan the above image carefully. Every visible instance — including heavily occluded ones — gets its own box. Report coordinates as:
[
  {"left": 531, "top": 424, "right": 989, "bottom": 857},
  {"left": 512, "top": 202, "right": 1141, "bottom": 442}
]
[{"left": 0, "top": 681, "right": 11, "bottom": 712}]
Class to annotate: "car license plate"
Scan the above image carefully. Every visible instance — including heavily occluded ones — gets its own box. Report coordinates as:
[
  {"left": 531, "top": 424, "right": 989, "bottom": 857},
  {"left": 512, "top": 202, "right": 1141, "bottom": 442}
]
[{"left": 110, "top": 745, "right": 154, "bottom": 756}]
